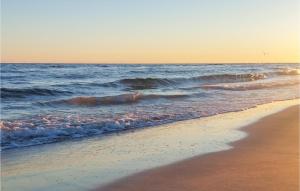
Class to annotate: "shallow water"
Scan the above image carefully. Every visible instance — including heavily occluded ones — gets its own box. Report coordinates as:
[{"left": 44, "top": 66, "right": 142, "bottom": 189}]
[
  {"left": 1, "top": 63, "right": 299, "bottom": 149},
  {"left": 1, "top": 99, "right": 298, "bottom": 191}
]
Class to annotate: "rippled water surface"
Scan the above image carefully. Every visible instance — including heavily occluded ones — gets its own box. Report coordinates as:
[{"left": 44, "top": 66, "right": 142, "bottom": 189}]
[{"left": 1, "top": 63, "right": 299, "bottom": 149}]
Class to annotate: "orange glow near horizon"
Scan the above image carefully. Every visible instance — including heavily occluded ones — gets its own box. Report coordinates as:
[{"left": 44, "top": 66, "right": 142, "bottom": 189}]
[{"left": 2, "top": 0, "right": 300, "bottom": 64}]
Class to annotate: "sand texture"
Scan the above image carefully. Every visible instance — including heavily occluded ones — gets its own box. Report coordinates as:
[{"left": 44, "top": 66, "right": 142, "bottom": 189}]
[{"left": 97, "top": 105, "right": 299, "bottom": 191}]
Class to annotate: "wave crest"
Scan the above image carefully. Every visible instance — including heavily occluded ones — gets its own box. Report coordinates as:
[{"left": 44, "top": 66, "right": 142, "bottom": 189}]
[
  {"left": 42, "top": 93, "right": 189, "bottom": 106},
  {"left": 195, "top": 73, "right": 267, "bottom": 82},
  {"left": 276, "top": 68, "right": 300, "bottom": 75},
  {"left": 201, "top": 79, "right": 300, "bottom": 91},
  {"left": 118, "top": 78, "right": 176, "bottom": 89}
]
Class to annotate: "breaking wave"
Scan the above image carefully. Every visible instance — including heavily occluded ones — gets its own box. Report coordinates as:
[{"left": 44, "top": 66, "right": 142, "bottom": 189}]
[
  {"left": 275, "top": 68, "right": 300, "bottom": 75},
  {"left": 201, "top": 79, "right": 300, "bottom": 91},
  {"left": 0, "top": 112, "right": 185, "bottom": 150},
  {"left": 101, "top": 68, "right": 299, "bottom": 90},
  {"left": 41, "top": 93, "right": 189, "bottom": 106},
  {"left": 1, "top": 64, "right": 299, "bottom": 150}
]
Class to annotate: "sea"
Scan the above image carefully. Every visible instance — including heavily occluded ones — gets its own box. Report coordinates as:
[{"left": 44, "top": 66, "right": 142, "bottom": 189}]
[{"left": 1, "top": 63, "right": 299, "bottom": 150}]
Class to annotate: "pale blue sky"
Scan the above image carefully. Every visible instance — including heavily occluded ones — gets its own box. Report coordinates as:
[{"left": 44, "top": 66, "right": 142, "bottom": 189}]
[{"left": 2, "top": 0, "right": 299, "bottom": 63}]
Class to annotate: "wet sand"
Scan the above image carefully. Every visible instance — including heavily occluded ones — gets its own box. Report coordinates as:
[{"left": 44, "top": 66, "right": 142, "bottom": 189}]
[{"left": 97, "top": 105, "right": 299, "bottom": 191}]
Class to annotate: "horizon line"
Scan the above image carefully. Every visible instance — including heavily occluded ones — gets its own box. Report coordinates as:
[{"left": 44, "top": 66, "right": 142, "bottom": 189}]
[{"left": 1, "top": 62, "right": 299, "bottom": 65}]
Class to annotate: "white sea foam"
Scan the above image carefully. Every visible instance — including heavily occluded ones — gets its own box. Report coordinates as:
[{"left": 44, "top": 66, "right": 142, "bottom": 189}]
[
  {"left": 202, "top": 78, "right": 300, "bottom": 91},
  {"left": 2, "top": 65, "right": 299, "bottom": 150},
  {"left": 2, "top": 99, "right": 299, "bottom": 191}
]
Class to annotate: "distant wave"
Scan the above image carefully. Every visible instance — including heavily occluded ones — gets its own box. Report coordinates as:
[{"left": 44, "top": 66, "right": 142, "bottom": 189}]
[
  {"left": 41, "top": 93, "right": 189, "bottom": 107},
  {"left": 1, "top": 65, "right": 299, "bottom": 150},
  {"left": 193, "top": 73, "right": 267, "bottom": 82},
  {"left": 201, "top": 79, "right": 300, "bottom": 91},
  {"left": 100, "top": 68, "right": 299, "bottom": 90},
  {"left": 275, "top": 68, "right": 300, "bottom": 75},
  {"left": 101, "top": 74, "right": 264, "bottom": 90},
  {"left": 117, "top": 78, "right": 178, "bottom": 89},
  {"left": 0, "top": 87, "right": 72, "bottom": 98}
]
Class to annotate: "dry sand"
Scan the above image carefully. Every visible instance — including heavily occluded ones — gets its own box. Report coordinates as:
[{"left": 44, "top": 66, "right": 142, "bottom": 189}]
[{"left": 96, "top": 105, "right": 299, "bottom": 191}]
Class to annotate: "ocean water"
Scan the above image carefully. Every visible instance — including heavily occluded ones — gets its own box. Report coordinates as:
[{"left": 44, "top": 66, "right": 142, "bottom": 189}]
[{"left": 1, "top": 63, "right": 299, "bottom": 150}]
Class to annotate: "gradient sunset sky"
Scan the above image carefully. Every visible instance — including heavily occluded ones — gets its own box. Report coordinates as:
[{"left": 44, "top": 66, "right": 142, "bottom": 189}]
[{"left": 1, "top": 0, "right": 300, "bottom": 64}]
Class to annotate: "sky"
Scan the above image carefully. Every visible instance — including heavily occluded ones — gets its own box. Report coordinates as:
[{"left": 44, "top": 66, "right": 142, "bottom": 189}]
[{"left": 1, "top": 0, "right": 300, "bottom": 64}]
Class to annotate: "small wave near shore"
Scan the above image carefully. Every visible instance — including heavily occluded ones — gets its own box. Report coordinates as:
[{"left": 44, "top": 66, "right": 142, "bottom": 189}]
[{"left": 1, "top": 64, "right": 299, "bottom": 150}]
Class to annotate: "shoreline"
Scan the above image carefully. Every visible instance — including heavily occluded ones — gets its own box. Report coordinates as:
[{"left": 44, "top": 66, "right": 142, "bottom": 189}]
[
  {"left": 1, "top": 99, "right": 299, "bottom": 191},
  {"left": 96, "top": 105, "right": 299, "bottom": 191},
  {"left": 2, "top": 98, "right": 298, "bottom": 152}
]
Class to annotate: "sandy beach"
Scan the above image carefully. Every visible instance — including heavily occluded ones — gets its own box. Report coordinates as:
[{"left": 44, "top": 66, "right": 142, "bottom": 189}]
[
  {"left": 97, "top": 105, "right": 299, "bottom": 191},
  {"left": 2, "top": 100, "right": 299, "bottom": 191},
  {"left": 2, "top": 1, "right": 300, "bottom": 190}
]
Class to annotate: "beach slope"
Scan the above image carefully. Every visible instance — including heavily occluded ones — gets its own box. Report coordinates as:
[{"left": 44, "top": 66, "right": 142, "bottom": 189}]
[{"left": 97, "top": 105, "right": 299, "bottom": 191}]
